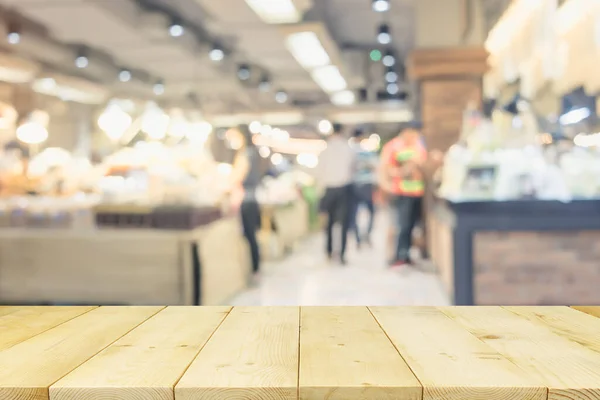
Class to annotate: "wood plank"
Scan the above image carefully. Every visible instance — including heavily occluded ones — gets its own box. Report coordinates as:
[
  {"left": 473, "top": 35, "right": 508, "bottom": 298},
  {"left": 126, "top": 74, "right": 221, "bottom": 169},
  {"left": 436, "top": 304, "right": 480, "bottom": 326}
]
[
  {"left": 176, "top": 307, "right": 299, "bottom": 400},
  {"left": 371, "top": 307, "right": 545, "bottom": 400},
  {"left": 0, "top": 306, "right": 162, "bottom": 400},
  {"left": 506, "top": 306, "right": 600, "bottom": 355},
  {"left": 0, "top": 306, "right": 16, "bottom": 318},
  {"left": 0, "top": 306, "right": 96, "bottom": 352},
  {"left": 572, "top": 306, "right": 600, "bottom": 318},
  {"left": 51, "top": 306, "right": 230, "bottom": 400},
  {"left": 442, "top": 306, "right": 600, "bottom": 400},
  {"left": 299, "top": 307, "right": 421, "bottom": 400}
]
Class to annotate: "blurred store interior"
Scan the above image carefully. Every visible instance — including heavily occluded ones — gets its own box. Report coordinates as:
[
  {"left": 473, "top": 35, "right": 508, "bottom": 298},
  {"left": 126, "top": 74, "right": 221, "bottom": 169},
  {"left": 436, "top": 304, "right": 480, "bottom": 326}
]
[{"left": 0, "top": 0, "right": 598, "bottom": 306}]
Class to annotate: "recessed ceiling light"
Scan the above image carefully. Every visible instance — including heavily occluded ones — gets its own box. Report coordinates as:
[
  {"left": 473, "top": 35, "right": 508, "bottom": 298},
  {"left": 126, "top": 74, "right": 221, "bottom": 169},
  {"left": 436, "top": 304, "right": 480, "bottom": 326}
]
[
  {"left": 383, "top": 52, "right": 395, "bottom": 67},
  {"left": 119, "top": 69, "right": 132, "bottom": 82},
  {"left": 259, "top": 76, "right": 271, "bottom": 92},
  {"left": 386, "top": 83, "right": 399, "bottom": 95},
  {"left": 238, "top": 64, "right": 251, "bottom": 80},
  {"left": 377, "top": 24, "right": 391, "bottom": 45},
  {"left": 7, "top": 31, "right": 20, "bottom": 45},
  {"left": 209, "top": 46, "right": 224, "bottom": 62},
  {"left": 275, "top": 90, "right": 288, "bottom": 104},
  {"left": 169, "top": 22, "right": 185, "bottom": 37},
  {"left": 75, "top": 55, "right": 89, "bottom": 69},
  {"left": 372, "top": 0, "right": 390, "bottom": 12},
  {"left": 385, "top": 71, "right": 398, "bottom": 83},
  {"left": 153, "top": 81, "right": 165, "bottom": 95}
]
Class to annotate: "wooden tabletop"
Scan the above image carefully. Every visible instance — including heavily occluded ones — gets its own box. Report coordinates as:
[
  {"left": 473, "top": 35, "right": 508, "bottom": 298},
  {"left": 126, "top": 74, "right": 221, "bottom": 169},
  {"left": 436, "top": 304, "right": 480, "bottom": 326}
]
[{"left": 0, "top": 306, "right": 599, "bottom": 399}]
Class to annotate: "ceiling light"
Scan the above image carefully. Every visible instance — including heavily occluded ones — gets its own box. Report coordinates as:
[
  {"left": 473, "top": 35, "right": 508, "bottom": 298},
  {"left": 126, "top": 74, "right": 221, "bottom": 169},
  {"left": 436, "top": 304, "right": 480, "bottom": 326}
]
[
  {"left": 275, "top": 90, "right": 288, "bottom": 103},
  {"left": 385, "top": 71, "right": 398, "bottom": 83},
  {"left": 259, "top": 75, "right": 271, "bottom": 92},
  {"left": 318, "top": 119, "right": 333, "bottom": 134},
  {"left": 169, "top": 22, "right": 185, "bottom": 37},
  {"left": 153, "top": 81, "right": 165, "bottom": 95},
  {"left": 209, "top": 46, "right": 225, "bottom": 62},
  {"left": 271, "top": 152, "right": 283, "bottom": 165},
  {"left": 372, "top": 0, "right": 390, "bottom": 12},
  {"left": 387, "top": 82, "right": 399, "bottom": 95},
  {"left": 330, "top": 90, "right": 356, "bottom": 105},
  {"left": 285, "top": 32, "right": 331, "bottom": 69},
  {"left": 311, "top": 65, "right": 347, "bottom": 93},
  {"left": 245, "top": 0, "right": 302, "bottom": 24},
  {"left": 119, "top": 69, "right": 132, "bottom": 82},
  {"left": 383, "top": 52, "right": 395, "bottom": 67},
  {"left": 75, "top": 55, "right": 89, "bottom": 69},
  {"left": 249, "top": 121, "right": 262, "bottom": 134},
  {"left": 377, "top": 24, "right": 391, "bottom": 45},
  {"left": 238, "top": 64, "right": 251, "bottom": 80},
  {"left": 7, "top": 31, "right": 20, "bottom": 45}
]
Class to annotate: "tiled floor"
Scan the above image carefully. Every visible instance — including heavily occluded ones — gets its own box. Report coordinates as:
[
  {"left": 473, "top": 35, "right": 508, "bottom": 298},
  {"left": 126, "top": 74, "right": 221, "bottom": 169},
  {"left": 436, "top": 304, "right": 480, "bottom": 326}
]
[{"left": 229, "top": 211, "right": 450, "bottom": 306}]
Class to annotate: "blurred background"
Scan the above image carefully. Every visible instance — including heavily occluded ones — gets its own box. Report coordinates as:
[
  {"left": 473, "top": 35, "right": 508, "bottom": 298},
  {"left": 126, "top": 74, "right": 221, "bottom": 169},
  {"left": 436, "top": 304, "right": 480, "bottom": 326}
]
[{"left": 0, "top": 0, "right": 597, "bottom": 307}]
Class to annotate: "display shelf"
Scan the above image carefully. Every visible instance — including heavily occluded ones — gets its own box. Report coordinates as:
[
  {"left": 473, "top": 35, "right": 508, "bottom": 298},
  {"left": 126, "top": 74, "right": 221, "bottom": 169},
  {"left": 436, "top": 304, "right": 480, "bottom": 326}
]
[
  {"left": 0, "top": 306, "right": 598, "bottom": 399},
  {"left": 0, "top": 217, "right": 249, "bottom": 306},
  {"left": 429, "top": 197, "right": 600, "bottom": 305}
]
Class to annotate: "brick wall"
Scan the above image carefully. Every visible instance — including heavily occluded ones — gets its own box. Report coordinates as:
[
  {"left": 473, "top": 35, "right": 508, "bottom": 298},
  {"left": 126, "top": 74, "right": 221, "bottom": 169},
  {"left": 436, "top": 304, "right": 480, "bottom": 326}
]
[
  {"left": 474, "top": 231, "right": 600, "bottom": 305},
  {"left": 421, "top": 79, "right": 482, "bottom": 152}
]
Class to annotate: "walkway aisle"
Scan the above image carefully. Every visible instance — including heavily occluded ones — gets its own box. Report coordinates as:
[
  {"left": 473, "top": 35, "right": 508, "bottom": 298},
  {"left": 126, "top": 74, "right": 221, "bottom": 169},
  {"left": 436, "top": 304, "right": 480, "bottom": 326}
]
[{"left": 229, "top": 212, "right": 450, "bottom": 306}]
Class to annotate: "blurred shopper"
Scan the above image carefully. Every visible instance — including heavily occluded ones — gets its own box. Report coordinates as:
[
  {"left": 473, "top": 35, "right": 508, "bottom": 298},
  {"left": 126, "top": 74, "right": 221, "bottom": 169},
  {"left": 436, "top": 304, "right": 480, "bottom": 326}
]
[
  {"left": 350, "top": 128, "right": 379, "bottom": 247},
  {"left": 379, "top": 123, "right": 427, "bottom": 267},
  {"left": 231, "top": 126, "right": 262, "bottom": 282},
  {"left": 317, "top": 123, "right": 355, "bottom": 265}
]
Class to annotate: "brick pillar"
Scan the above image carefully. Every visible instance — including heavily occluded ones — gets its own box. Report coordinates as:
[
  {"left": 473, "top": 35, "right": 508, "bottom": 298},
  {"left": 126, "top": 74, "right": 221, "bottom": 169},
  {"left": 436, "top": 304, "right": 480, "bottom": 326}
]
[{"left": 408, "top": 47, "right": 488, "bottom": 152}]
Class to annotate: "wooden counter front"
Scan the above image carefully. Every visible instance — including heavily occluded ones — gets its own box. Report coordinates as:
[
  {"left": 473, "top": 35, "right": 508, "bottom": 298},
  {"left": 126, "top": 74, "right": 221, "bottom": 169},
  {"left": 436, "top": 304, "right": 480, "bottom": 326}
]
[
  {"left": 0, "top": 306, "right": 599, "bottom": 399},
  {"left": 0, "top": 217, "right": 250, "bottom": 306}
]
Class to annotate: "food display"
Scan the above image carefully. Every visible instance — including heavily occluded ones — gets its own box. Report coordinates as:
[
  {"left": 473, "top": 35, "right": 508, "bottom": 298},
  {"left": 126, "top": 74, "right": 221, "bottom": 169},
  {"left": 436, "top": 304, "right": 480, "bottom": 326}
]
[
  {"left": 437, "top": 103, "right": 600, "bottom": 202},
  {"left": 0, "top": 133, "right": 234, "bottom": 230}
]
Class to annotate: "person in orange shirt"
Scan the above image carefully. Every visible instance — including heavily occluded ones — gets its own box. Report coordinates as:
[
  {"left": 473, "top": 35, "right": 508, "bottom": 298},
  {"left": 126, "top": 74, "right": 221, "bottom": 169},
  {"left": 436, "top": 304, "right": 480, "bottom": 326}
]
[{"left": 378, "top": 123, "right": 427, "bottom": 267}]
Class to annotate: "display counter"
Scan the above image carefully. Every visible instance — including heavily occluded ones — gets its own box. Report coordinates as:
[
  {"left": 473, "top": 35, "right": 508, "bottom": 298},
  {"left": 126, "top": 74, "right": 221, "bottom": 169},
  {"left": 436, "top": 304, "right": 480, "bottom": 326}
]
[
  {"left": 429, "top": 197, "right": 600, "bottom": 305},
  {"left": 0, "top": 217, "right": 250, "bottom": 306},
  {"left": 0, "top": 306, "right": 599, "bottom": 399}
]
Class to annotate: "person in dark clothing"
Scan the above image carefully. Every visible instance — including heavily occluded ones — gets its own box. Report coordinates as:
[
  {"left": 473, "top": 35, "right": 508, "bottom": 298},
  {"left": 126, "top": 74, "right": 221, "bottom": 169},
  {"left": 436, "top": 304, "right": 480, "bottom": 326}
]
[
  {"left": 317, "top": 124, "right": 355, "bottom": 264},
  {"left": 231, "top": 126, "right": 262, "bottom": 282}
]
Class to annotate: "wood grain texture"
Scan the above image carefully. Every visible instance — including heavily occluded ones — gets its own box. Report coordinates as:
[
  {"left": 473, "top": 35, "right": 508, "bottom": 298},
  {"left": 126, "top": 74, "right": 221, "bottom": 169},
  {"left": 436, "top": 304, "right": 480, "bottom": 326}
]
[
  {"left": 443, "top": 306, "right": 600, "bottom": 400},
  {"left": 176, "top": 307, "right": 299, "bottom": 400},
  {"left": 371, "top": 307, "right": 545, "bottom": 400},
  {"left": 0, "top": 306, "right": 96, "bottom": 352},
  {"left": 507, "top": 306, "right": 600, "bottom": 355},
  {"left": 0, "top": 232, "right": 183, "bottom": 305},
  {"left": 50, "top": 307, "right": 230, "bottom": 400},
  {"left": 198, "top": 218, "right": 250, "bottom": 305},
  {"left": 299, "top": 307, "right": 421, "bottom": 400},
  {"left": 0, "top": 306, "right": 162, "bottom": 400},
  {"left": 0, "top": 306, "right": 17, "bottom": 318},
  {"left": 572, "top": 306, "right": 600, "bottom": 318}
]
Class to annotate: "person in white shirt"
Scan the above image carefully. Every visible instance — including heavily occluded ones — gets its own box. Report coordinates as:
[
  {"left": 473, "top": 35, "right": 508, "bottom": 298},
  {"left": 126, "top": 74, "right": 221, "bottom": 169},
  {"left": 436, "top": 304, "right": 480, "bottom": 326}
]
[{"left": 316, "top": 124, "right": 355, "bottom": 264}]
